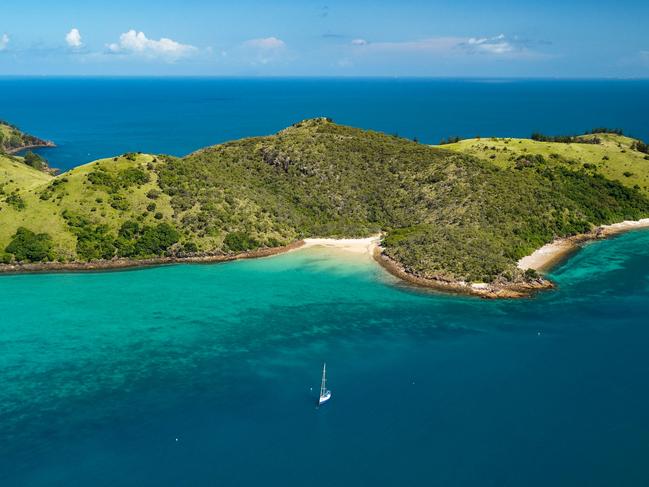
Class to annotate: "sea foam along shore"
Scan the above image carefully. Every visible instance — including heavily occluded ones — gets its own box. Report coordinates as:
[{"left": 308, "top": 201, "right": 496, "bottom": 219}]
[{"left": 518, "top": 218, "right": 649, "bottom": 271}]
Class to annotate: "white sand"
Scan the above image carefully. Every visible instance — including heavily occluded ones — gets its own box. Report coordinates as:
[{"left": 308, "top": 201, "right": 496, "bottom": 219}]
[
  {"left": 302, "top": 235, "right": 380, "bottom": 255},
  {"left": 518, "top": 218, "right": 649, "bottom": 271},
  {"left": 598, "top": 218, "right": 649, "bottom": 236},
  {"left": 517, "top": 239, "right": 575, "bottom": 271}
]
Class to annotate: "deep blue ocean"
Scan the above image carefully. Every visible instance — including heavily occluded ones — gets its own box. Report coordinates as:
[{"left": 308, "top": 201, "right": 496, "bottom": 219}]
[
  {"left": 1, "top": 78, "right": 649, "bottom": 486},
  {"left": 0, "top": 78, "right": 648, "bottom": 170}
]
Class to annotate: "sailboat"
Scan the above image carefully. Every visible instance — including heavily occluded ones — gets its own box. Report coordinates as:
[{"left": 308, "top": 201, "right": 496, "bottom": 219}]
[{"left": 318, "top": 362, "right": 332, "bottom": 406}]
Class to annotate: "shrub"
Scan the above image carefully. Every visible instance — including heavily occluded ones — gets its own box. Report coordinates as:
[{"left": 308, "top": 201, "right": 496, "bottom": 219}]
[
  {"left": 223, "top": 232, "right": 259, "bottom": 252},
  {"left": 118, "top": 167, "right": 150, "bottom": 186},
  {"left": 438, "top": 136, "right": 463, "bottom": 145},
  {"left": 586, "top": 127, "right": 624, "bottom": 135},
  {"left": 5, "top": 227, "right": 54, "bottom": 262},
  {"left": 632, "top": 140, "right": 649, "bottom": 154},
  {"left": 75, "top": 225, "right": 116, "bottom": 260},
  {"left": 109, "top": 195, "right": 130, "bottom": 210},
  {"left": 134, "top": 223, "right": 180, "bottom": 256},
  {"left": 5, "top": 193, "right": 26, "bottom": 210},
  {"left": 23, "top": 151, "right": 47, "bottom": 170},
  {"left": 118, "top": 220, "right": 140, "bottom": 239},
  {"left": 531, "top": 133, "right": 600, "bottom": 144},
  {"left": 182, "top": 241, "right": 198, "bottom": 253},
  {"left": 524, "top": 268, "right": 539, "bottom": 279}
]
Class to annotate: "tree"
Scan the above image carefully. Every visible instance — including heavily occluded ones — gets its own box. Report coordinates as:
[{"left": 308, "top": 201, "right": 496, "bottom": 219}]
[
  {"left": 23, "top": 151, "right": 46, "bottom": 170},
  {"left": 5, "top": 227, "right": 54, "bottom": 262}
]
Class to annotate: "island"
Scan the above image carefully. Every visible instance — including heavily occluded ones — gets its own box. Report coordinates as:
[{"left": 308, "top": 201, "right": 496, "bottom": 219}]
[{"left": 2, "top": 117, "right": 649, "bottom": 298}]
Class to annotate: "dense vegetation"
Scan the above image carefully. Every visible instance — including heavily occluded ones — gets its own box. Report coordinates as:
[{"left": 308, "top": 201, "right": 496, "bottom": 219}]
[
  {"left": 0, "top": 121, "right": 51, "bottom": 154},
  {"left": 586, "top": 127, "right": 624, "bottom": 135},
  {"left": 2, "top": 227, "right": 53, "bottom": 263},
  {"left": 531, "top": 132, "right": 600, "bottom": 144},
  {"left": 2, "top": 118, "right": 649, "bottom": 286}
]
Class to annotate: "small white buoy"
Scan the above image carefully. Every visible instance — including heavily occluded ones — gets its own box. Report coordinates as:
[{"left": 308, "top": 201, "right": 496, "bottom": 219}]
[
  {"left": 175, "top": 438, "right": 179, "bottom": 442},
  {"left": 537, "top": 331, "right": 541, "bottom": 336}
]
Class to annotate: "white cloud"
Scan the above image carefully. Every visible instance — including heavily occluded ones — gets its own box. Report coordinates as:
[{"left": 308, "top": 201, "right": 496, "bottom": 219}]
[
  {"left": 351, "top": 39, "right": 368, "bottom": 46},
  {"left": 107, "top": 30, "right": 197, "bottom": 60},
  {"left": 357, "top": 37, "right": 462, "bottom": 53},
  {"left": 243, "top": 37, "right": 286, "bottom": 50},
  {"left": 65, "top": 28, "right": 83, "bottom": 48},
  {"left": 241, "top": 37, "right": 288, "bottom": 65},
  {"left": 353, "top": 34, "right": 534, "bottom": 58},
  {"left": 464, "top": 34, "right": 514, "bottom": 55},
  {"left": 0, "top": 33, "right": 9, "bottom": 51}
]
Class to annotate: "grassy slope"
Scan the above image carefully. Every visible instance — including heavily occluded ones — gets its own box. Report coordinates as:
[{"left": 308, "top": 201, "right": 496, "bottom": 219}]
[
  {"left": 2, "top": 119, "right": 649, "bottom": 285},
  {"left": 0, "top": 153, "right": 174, "bottom": 258},
  {"left": 442, "top": 133, "right": 649, "bottom": 195}
]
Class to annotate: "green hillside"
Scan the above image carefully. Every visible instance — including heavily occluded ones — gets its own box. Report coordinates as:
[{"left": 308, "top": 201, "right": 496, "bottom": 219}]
[
  {"left": 2, "top": 119, "right": 649, "bottom": 288},
  {"left": 441, "top": 132, "right": 649, "bottom": 196}
]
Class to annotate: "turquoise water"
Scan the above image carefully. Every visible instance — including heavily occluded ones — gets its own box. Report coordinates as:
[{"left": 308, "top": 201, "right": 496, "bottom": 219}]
[
  {"left": 2, "top": 232, "right": 649, "bottom": 486},
  {"left": 1, "top": 78, "right": 649, "bottom": 484},
  {"left": 0, "top": 78, "right": 648, "bottom": 170}
]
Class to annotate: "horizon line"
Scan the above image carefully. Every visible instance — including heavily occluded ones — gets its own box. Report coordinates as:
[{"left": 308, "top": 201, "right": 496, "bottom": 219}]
[{"left": 1, "top": 74, "right": 649, "bottom": 81}]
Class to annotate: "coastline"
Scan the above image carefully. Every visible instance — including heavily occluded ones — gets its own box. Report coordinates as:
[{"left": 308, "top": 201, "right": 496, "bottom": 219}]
[
  {"left": 517, "top": 218, "right": 649, "bottom": 271},
  {"left": 2, "top": 218, "right": 648, "bottom": 298},
  {"left": 301, "top": 235, "right": 380, "bottom": 256},
  {"left": 0, "top": 240, "right": 304, "bottom": 275},
  {"left": 5, "top": 141, "right": 56, "bottom": 155},
  {"left": 373, "top": 248, "right": 553, "bottom": 299}
]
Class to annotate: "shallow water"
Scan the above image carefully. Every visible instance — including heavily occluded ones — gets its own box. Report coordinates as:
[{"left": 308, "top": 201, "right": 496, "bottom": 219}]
[{"left": 1, "top": 231, "right": 649, "bottom": 486}]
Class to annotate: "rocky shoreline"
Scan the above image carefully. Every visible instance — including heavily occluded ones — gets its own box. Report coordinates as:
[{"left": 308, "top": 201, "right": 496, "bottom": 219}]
[
  {"left": 5, "top": 141, "right": 56, "bottom": 155},
  {"left": 373, "top": 248, "right": 553, "bottom": 299},
  {"left": 0, "top": 240, "right": 304, "bottom": 275},
  {"left": 3, "top": 218, "right": 648, "bottom": 299}
]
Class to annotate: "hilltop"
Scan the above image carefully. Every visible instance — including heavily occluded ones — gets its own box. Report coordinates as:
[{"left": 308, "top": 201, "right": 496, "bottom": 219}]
[
  {"left": 440, "top": 130, "right": 649, "bottom": 196},
  {"left": 2, "top": 118, "right": 649, "bottom": 297}
]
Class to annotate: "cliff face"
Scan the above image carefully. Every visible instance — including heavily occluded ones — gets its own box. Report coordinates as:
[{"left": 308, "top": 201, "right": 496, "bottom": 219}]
[{"left": 1, "top": 118, "right": 649, "bottom": 291}]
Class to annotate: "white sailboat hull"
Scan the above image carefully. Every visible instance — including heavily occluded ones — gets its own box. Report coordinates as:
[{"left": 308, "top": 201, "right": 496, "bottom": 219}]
[{"left": 319, "top": 390, "right": 331, "bottom": 405}]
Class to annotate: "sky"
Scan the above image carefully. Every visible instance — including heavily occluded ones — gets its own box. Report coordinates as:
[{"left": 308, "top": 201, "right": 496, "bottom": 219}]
[{"left": 1, "top": 0, "right": 648, "bottom": 77}]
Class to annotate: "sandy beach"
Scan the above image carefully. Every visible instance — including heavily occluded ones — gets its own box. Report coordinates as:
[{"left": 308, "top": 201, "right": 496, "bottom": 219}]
[
  {"left": 302, "top": 235, "right": 381, "bottom": 256},
  {"left": 518, "top": 218, "right": 649, "bottom": 271}
]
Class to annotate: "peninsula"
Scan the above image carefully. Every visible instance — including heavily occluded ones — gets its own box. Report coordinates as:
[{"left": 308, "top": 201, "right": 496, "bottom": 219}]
[
  {"left": 0, "top": 120, "right": 55, "bottom": 155},
  {"left": 2, "top": 118, "right": 649, "bottom": 298}
]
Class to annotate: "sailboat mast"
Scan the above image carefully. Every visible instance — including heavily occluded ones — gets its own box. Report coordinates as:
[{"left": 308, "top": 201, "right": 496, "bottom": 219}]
[{"left": 320, "top": 363, "right": 327, "bottom": 396}]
